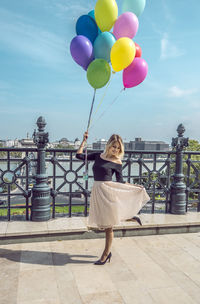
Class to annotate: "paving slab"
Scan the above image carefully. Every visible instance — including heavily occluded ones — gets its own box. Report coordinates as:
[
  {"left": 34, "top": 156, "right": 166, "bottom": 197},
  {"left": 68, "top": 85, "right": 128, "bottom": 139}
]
[{"left": 0, "top": 221, "right": 7, "bottom": 236}]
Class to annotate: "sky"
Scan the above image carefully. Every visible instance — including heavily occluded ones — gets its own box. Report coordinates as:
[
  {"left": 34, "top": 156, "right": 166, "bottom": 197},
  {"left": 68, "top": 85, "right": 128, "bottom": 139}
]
[{"left": 0, "top": 0, "right": 200, "bottom": 144}]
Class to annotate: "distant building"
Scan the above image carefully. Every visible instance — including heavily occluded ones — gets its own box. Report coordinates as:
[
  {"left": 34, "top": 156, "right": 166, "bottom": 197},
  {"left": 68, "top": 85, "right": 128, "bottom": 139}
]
[
  {"left": 0, "top": 140, "right": 6, "bottom": 147},
  {"left": 48, "top": 141, "right": 59, "bottom": 148},
  {"left": 74, "top": 138, "right": 81, "bottom": 149},
  {"left": 59, "top": 138, "right": 70, "bottom": 146},
  {"left": 20, "top": 133, "right": 36, "bottom": 148},
  {"left": 92, "top": 137, "right": 169, "bottom": 152},
  {"left": 5, "top": 140, "right": 15, "bottom": 147},
  {"left": 92, "top": 139, "right": 107, "bottom": 150},
  {"left": 47, "top": 138, "right": 81, "bottom": 150},
  {"left": 127, "top": 137, "right": 169, "bottom": 151}
]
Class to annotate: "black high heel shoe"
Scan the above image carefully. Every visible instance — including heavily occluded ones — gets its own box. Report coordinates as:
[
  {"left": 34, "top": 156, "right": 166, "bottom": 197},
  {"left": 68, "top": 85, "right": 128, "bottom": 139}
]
[
  {"left": 94, "top": 252, "right": 112, "bottom": 265},
  {"left": 132, "top": 216, "right": 142, "bottom": 226}
]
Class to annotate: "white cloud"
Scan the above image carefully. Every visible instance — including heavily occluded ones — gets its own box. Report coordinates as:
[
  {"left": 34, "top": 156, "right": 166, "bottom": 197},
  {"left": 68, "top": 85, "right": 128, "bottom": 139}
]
[
  {"left": 168, "top": 86, "right": 198, "bottom": 98},
  {"left": 160, "top": 33, "right": 184, "bottom": 60}
]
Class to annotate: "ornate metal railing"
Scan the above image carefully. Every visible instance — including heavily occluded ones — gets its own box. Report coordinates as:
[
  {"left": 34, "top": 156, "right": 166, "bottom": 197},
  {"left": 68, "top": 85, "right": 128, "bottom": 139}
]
[
  {"left": 0, "top": 117, "right": 200, "bottom": 221},
  {"left": 184, "top": 151, "right": 200, "bottom": 212},
  {"left": 0, "top": 148, "right": 37, "bottom": 221}
]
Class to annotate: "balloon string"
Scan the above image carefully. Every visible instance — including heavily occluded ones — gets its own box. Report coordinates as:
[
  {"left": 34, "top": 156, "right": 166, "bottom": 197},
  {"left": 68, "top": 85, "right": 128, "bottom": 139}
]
[
  {"left": 85, "top": 88, "right": 96, "bottom": 177},
  {"left": 91, "top": 72, "right": 111, "bottom": 122},
  {"left": 89, "top": 87, "right": 125, "bottom": 130},
  {"left": 87, "top": 88, "right": 96, "bottom": 131}
]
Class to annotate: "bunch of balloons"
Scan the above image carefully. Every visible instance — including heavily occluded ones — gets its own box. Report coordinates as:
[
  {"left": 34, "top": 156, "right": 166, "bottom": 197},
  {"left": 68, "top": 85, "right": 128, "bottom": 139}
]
[{"left": 70, "top": 0, "right": 148, "bottom": 90}]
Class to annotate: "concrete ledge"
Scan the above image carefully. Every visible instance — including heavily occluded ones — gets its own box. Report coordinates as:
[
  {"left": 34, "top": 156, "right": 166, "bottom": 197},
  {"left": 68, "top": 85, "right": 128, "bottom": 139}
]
[{"left": 0, "top": 213, "right": 200, "bottom": 245}]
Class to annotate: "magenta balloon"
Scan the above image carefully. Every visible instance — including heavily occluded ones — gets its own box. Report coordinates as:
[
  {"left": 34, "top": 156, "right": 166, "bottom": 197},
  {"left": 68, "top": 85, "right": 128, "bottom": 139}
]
[
  {"left": 70, "top": 35, "right": 94, "bottom": 70},
  {"left": 113, "top": 12, "right": 139, "bottom": 40},
  {"left": 123, "top": 57, "right": 148, "bottom": 88}
]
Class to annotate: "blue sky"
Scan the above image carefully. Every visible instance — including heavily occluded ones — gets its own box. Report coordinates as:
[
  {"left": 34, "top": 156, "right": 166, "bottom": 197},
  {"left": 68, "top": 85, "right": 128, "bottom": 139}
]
[{"left": 0, "top": 0, "right": 200, "bottom": 144}]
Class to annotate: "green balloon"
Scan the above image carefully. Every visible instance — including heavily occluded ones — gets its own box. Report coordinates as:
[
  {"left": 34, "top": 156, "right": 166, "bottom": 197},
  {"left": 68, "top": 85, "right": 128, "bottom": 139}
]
[
  {"left": 87, "top": 59, "right": 111, "bottom": 89},
  {"left": 122, "top": 0, "right": 146, "bottom": 17}
]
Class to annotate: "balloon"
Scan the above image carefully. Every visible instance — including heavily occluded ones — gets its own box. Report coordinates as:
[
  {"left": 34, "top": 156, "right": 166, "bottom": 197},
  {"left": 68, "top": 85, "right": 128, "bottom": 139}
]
[
  {"left": 76, "top": 15, "right": 98, "bottom": 44},
  {"left": 87, "top": 59, "right": 111, "bottom": 89},
  {"left": 123, "top": 57, "right": 148, "bottom": 88},
  {"left": 122, "top": 0, "right": 146, "bottom": 17},
  {"left": 135, "top": 42, "right": 142, "bottom": 57},
  {"left": 95, "top": 0, "right": 118, "bottom": 32},
  {"left": 88, "top": 10, "right": 96, "bottom": 20},
  {"left": 94, "top": 32, "right": 116, "bottom": 62},
  {"left": 113, "top": 12, "right": 139, "bottom": 40},
  {"left": 111, "top": 37, "right": 136, "bottom": 72},
  {"left": 70, "top": 35, "right": 94, "bottom": 70},
  {"left": 88, "top": 10, "right": 101, "bottom": 34}
]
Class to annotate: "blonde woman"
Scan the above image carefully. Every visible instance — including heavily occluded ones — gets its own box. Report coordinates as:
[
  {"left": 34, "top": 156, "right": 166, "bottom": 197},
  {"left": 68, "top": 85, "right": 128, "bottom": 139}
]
[{"left": 76, "top": 131, "right": 149, "bottom": 265}]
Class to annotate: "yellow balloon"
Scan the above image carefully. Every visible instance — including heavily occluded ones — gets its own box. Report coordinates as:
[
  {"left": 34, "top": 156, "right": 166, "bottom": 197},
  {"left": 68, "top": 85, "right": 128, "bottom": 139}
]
[
  {"left": 111, "top": 38, "right": 136, "bottom": 72},
  {"left": 95, "top": 0, "right": 118, "bottom": 32}
]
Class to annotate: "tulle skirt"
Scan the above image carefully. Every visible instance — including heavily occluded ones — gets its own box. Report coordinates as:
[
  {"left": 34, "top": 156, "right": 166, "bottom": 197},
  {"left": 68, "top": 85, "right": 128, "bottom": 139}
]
[{"left": 88, "top": 181, "right": 150, "bottom": 229}]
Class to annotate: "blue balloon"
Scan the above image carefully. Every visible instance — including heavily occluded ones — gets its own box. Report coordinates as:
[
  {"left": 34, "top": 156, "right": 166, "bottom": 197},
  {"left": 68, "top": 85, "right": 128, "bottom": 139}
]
[
  {"left": 76, "top": 15, "right": 98, "bottom": 44},
  {"left": 94, "top": 32, "right": 116, "bottom": 62},
  {"left": 88, "top": 10, "right": 101, "bottom": 34},
  {"left": 88, "top": 10, "right": 95, "bottom": 20}
]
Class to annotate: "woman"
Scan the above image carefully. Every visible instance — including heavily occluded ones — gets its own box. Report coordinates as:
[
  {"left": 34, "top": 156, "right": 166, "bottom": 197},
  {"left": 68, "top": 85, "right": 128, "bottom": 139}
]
[{"left": 76, "top": 131, "right": 150, "bottom": 265}]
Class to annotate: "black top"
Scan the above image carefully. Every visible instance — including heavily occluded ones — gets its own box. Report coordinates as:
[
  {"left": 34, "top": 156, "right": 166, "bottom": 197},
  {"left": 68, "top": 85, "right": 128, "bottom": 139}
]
[{"left": 76, "top": 152, "right": 125, "bottom": 183}]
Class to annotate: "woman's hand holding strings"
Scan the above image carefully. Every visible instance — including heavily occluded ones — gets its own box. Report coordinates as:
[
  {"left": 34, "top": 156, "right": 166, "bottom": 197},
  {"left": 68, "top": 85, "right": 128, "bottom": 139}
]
[
  {"left": 77, "top": 131, "right": 88, "bottom": 154},
  {"left": 83, "top": 131, "right": 88, "bottom": 142}
]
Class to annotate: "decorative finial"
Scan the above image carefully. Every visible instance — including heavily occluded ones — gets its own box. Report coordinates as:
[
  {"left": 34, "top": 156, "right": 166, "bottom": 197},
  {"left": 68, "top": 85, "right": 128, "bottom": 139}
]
[
  {"left": 37, "top": 116, "right": 46, "bottom": 132},
  {"left": 177, "top": 124, "right": 185, "bottom": 137}
]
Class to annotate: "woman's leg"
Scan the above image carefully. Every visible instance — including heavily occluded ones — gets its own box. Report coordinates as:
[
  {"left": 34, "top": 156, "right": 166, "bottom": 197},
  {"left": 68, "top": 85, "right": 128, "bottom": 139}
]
[{"left": 101, "top": 227, "right": 113, "bottom": 261}]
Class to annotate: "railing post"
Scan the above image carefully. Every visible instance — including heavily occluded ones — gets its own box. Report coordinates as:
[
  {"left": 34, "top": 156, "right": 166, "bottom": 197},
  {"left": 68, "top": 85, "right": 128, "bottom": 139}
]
[
  {"left": 31, "top": 116, "right": 51, "bottom": 221},
  {"left": 170, "top": 124, "right": 189, "bottom": 214}
]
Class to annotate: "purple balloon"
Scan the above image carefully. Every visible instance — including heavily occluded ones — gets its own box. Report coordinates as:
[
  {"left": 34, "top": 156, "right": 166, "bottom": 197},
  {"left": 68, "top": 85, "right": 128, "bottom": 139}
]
[
  {"left": 70, "top": 35, "right": 94, "bottom": 70},
  {"left": 123, "top": 57, "right": 148, "bottom": 88}
]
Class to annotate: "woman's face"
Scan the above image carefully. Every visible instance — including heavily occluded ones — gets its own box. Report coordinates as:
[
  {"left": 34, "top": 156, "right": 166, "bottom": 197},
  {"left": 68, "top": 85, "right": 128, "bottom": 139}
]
[{"left": 108, "top": 141, "right": 121, "bottom": 157}]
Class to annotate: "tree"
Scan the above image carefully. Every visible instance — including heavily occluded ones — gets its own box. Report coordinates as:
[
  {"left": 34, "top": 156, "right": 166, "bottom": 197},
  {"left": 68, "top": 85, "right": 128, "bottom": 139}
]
[
  {"left": 183, "top": 139, "right": 200, "bottom": 195},
  {"left": 0, "top": 143, "right": 6, "bottom": 158}
]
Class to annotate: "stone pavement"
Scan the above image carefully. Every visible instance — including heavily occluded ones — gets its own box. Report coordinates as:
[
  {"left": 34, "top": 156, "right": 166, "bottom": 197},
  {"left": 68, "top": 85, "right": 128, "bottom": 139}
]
[
  {"left": 0, "top": 232, "right": 200, "bottom": 304},
  {"left": 0, "top": 212, "right": 200, "bottom": 304}
]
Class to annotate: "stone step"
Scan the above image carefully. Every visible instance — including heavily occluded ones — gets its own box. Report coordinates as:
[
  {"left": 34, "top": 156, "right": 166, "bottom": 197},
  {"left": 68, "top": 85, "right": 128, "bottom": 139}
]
[{"left": 0, "top": 212, "right": 200, "bottom": 245}]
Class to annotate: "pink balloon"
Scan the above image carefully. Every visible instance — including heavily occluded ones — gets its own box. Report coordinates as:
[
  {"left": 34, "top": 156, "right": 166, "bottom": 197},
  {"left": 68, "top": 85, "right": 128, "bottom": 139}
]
[
  {"left": 123, "top": 57, "right": 148, "bottom": 88},
  {"left": 113, "top": 12, "right": 139, "bottom": 40}
]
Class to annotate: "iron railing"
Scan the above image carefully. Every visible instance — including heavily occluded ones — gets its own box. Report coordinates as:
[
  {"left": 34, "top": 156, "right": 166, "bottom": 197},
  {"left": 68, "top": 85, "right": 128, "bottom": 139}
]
[{"left": 0, "top": 148, "right": 200, "bottom": 221}]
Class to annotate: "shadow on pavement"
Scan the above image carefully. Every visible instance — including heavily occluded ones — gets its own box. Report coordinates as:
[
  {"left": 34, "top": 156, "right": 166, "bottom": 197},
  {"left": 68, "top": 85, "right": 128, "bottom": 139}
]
[{"left": 0, "top": 248, "right": 97, "bottom": 265}]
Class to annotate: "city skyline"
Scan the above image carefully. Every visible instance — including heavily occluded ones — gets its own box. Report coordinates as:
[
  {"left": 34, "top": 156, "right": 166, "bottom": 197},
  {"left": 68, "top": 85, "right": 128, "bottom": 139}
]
[
  {"left": 0, "top": 0, "right": 200, "bottom": 143},
  {"left": 1, "top": 133, "right": 170, "bottom": 145}
]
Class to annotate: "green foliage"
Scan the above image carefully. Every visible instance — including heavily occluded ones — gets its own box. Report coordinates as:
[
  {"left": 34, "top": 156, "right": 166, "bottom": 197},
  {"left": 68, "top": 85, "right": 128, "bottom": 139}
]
[
  {"left": 0, "top": 205, "right": 87, "bottom": 216},
  {"left": 52, "top": 144, "right": 75, "bottom": 156},
  {"left": 0, "top": 143, "right": 6, "bottom": 158},
  {"left": 0, "top": 144, "right": 22, "bottom": 158},
  {"left": 55, "top": 144, "right": 75, "bottom": 150},
  {"left": 10, "top": 151, "right": 23, "bottom": 158},
  {"left": 183, "top": 139, "right": 200, "bottom": 172},
  {"left": 186, "top": 139, "right": 200, "bottom": 152},
  {"left": 1, "top": 178, "right": 17, "bottom": 193}
]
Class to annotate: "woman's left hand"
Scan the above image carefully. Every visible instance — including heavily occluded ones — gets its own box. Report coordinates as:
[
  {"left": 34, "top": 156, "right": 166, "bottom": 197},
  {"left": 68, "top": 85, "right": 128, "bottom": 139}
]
[{"left": 134, "top": 184, "right": 144, "bottom": 189}]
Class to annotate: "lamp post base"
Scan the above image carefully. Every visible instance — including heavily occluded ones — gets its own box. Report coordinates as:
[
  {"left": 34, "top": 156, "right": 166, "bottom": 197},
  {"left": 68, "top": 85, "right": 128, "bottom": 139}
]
[
  {"left": 170, "top": 184, "right": 186, "bottom": 215},
  {"left": 31, "top": 187, "right": 51, "bottom": 221}
]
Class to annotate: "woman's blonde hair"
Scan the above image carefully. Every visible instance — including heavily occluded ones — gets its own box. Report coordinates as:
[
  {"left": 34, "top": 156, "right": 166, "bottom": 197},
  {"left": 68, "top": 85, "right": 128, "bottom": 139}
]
[{"left": 104, "top": 134, "right": 124, "bottom": 159}]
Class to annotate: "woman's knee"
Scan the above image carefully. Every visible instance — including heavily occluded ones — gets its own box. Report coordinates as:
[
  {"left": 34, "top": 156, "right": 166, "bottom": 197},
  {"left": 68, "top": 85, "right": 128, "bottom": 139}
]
[{"left": 105, "top": 227, "right": 113, "bottom": 233}]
